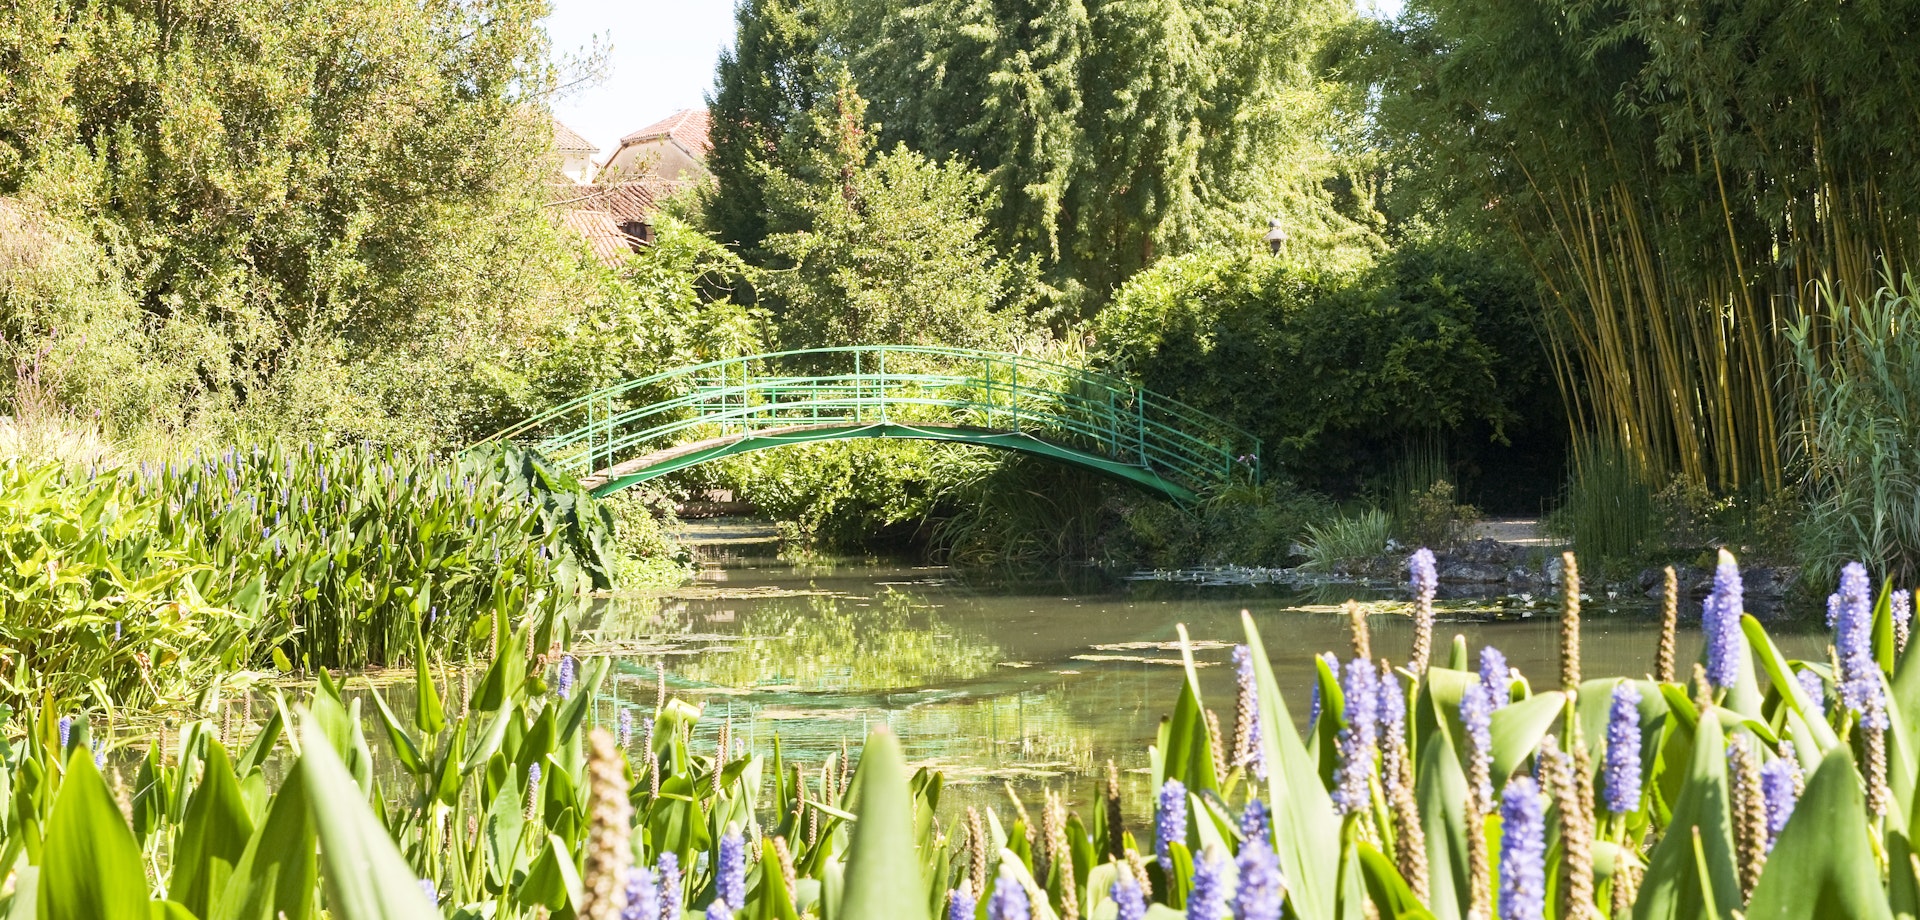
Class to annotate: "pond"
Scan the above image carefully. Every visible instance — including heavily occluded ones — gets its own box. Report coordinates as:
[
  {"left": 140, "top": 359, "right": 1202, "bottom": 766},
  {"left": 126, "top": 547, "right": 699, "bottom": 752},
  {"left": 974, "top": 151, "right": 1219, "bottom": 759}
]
[{"left": 579, "top": 525, "right": 1830, "bottom": 824}]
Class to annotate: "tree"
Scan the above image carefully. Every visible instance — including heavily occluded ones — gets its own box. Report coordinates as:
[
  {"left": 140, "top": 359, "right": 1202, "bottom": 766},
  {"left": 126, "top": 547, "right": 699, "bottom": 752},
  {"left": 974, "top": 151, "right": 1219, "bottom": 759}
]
[
  {"left": 0, "top": 0, "right": 594, "bottom": 443},
  {"left": 831, "top": 0, "right": 1361, "bottom": 309},
  {"left": 757, "top": 87, "right": 1037, "bottom": 351},
  {"left": 705, "top": 0, "right": 841, "bottom": 254}
]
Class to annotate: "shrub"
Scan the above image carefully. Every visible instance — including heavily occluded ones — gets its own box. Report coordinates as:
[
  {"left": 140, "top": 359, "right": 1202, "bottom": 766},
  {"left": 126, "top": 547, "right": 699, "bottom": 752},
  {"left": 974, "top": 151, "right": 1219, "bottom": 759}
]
[{"left": 1299, "top": 508, "right": 1392, "bottom": 571}]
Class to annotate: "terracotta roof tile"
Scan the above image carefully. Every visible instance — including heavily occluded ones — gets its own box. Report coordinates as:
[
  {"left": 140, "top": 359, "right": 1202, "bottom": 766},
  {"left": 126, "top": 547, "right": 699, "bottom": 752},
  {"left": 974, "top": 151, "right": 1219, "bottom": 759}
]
[
  {"left": 551, "top": 117, "right": 598, "bottom": 154},
  {"left": 561, "top": 179, "right": 692, "bottom": 223},
  {"left": 558, "top": 209, "right": 634, "bottom": 265},
  {"left": 617, "top": 108, "right": 711, "bottom": 157}
]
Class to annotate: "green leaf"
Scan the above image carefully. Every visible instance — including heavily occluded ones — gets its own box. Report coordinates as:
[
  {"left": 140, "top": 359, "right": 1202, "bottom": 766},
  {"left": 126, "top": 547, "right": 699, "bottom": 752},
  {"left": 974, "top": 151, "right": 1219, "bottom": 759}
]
[
  {"left": 412, "top": 635, "right": 445, "bottom": 737},
  {"left": 209, "top": 766, "right": 318, "bottom": 920},
  {"left": 1415, "top": 728, "right": 1468, "bottom": 920},
  {"left": 839, "top": 729, "right": 931, "bottom": 920},
  {"left": 1632, "top": 711, "right": 1739, "bottom": 920},
  {"left": 1744, "top": 616, "right": 1839, "bottom": 751},
  {"left": 295, "top": 715, "right": 437, "bottom": 919},
  {"left": 1356, "top": 840, "right": 1438, "bottom": 920},
  {"left": 36, "top": 750, "right": 149, "bottom": 920},
  {"left": 1744, "top": 746, "right": 1894, "bottom": 919},
  {"left": 749, "top": 838, "right": 802, "bottom": 920},
  {"left": 1243, "top": 611, "right": 1340, "bottom": 920},
  {"left": 169, "top": 741, "right": 255, "bottom": 918},
  {"left": 1490, "top": 690, "right": 1565, "bottom": 789}
]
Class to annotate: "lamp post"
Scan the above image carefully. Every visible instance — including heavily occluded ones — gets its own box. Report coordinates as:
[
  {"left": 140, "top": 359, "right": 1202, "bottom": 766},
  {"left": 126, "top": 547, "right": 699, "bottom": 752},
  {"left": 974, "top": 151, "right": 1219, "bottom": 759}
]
[{"left": 1264, "top": 218, "right": 1288, "bottom": 256}]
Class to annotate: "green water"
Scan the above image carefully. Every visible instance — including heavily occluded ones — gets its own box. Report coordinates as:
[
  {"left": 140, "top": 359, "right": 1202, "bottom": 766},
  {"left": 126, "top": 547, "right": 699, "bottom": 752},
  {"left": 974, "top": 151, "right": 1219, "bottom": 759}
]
[{"left": 581, "top": 533, "right": 1830, "bottom": 821}]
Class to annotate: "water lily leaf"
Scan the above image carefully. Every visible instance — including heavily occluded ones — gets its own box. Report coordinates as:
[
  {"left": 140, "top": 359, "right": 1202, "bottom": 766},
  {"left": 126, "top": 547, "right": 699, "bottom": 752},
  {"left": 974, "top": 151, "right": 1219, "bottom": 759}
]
[{"left": 1745, "top": 746, "right": 1892, "bottom": 920}]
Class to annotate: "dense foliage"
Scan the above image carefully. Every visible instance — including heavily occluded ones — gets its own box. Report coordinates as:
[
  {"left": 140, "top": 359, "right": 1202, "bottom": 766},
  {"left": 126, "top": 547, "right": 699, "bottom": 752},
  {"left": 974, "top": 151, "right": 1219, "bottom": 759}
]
[
  {"left": 1790, "top": 276, "right": 1920, "bottom": 584},
  {"left": 1095, "top": 243, "right": 1560, "bottom": 503},
  {"left": 0, "top": 443, "right": 613, "bottom": 710}
]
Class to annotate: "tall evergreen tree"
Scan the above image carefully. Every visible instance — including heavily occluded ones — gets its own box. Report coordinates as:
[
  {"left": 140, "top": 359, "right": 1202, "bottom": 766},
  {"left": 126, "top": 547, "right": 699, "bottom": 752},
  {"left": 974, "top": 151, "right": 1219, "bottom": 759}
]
[
  {"left": 705, "top": 0, "right": 838, "bottom": 252},
  {"left": 832, "top": 0, "right": 1355, "bottom": 308}
]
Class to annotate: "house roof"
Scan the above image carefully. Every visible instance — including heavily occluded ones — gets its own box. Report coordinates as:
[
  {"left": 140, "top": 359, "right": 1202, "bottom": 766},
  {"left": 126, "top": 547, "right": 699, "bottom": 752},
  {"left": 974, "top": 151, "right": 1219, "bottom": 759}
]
[
  {"left": 558, "top": 208, "right": 633, "bottom": 265},
  {"left": 561, "top": 179, "right": 691, "bottom": 224},
  {"left": 552, "top": 117, "right": 598, "bottom": 155},
  {"left": 614, "top": 108, "right": 712, "bottom": 158}
]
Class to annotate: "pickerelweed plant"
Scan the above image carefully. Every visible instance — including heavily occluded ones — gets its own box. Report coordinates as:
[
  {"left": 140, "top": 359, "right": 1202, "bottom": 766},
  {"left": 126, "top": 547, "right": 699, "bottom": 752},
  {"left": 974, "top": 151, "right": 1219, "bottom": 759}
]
[
  {"left": 0, "top": 548, "right": 1913, "bottom": 920},
  {"left": 0, "top": 441, "right": 613, "bottom": 710}
]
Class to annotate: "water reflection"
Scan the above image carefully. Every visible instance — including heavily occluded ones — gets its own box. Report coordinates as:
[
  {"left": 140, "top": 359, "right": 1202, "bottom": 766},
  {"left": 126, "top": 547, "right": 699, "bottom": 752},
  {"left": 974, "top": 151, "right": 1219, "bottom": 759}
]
[{"left": 581, "top": 553, "right": 1832, "bottom": 823}]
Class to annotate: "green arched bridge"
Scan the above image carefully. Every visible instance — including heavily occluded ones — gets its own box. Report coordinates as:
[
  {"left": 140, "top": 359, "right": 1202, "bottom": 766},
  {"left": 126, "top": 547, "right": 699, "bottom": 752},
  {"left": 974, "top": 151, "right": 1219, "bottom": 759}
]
[{"left": 477, "top": 346, "right": 1260, "bottom": 503}]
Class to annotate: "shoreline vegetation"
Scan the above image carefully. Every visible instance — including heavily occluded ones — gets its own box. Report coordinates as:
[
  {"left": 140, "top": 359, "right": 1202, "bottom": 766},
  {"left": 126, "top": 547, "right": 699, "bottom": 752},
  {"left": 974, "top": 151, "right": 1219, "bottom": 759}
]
[{"left": 3, "top": 549, "right": 1910, "bottom": 920}]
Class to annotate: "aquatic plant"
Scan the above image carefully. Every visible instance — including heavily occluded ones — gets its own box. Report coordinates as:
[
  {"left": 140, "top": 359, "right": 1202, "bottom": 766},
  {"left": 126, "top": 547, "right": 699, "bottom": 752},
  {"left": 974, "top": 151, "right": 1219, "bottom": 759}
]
[{"left": 0, "top": 547, "right": 1908, "bottom": 920}]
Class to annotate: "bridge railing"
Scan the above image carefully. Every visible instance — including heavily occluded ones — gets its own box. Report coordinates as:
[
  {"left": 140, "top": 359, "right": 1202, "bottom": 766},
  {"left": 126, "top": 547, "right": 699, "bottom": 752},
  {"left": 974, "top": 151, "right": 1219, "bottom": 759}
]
[{"left": 476, "top": 345, "right": 1260, "bottom": 497}]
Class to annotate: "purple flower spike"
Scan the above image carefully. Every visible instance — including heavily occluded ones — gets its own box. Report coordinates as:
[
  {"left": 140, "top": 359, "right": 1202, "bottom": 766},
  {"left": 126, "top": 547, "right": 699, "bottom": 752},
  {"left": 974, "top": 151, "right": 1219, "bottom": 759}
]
[
  {"left": 418, "top": 877, "right": 437, "bottom": 903},
  {"left": 987, "top": 865, "right": 1031, "bottom": 920},
  {"left": 1377, "top": 667, "right": 1407, "bottom": 746},
  {"left": 1112, "top": 875, "right": 1147, "bottom": 920},
  {"left": 618, "top": 709, "right": 635, "bottom": 749},
  {"left": 1759, "top": 757, "right": 1800, "bottom": 847},
  {"left": 57, "top": 716, "right": 71, "bottom": 751},
  {"left": 707, "top": 900, "right": 732, "bottom": 920},
  {"left": 656, "top": 852, "right": 682, "bottom": 919},
  {"left": 1460, "top": 684, "right": 1494, "bottom": 808},
  {"left": 1157, "top": 778, "right": 1189, "bottom": 871},
  {"left": 1498, "top": 776, "right": 1547, "bottom": 920},
  {"left": 1794, "top": 668, "right": 1826, "bottom": 716},
  {"left": 1332, "top": 658, "right": 1379, "bottom": 814},
  {"left": 1604, "top": 682, "right": 1643, "bottom": 815},
  {"left": 718, "top": 826, "right": 746, "bottom": 909},
  {"left": 1240, "top": 798, "right": 1271, "bottom": 844},
  {"left": 1479, "top": 646, "right": 1510, "bottom": 710},
  {"left": 1233, "top": 644, "right": 1267, "bottom": 779},
  {"left": 1702, "top": 549, "right": 1746, "bottom": 691},
  {"left": 948, "top": 884, "right": 978, "bottom": 920},
  {"left": 1235, "top": 833, "right": 1285, "bottom": 920},
  {"left": 1834, "top": 562, "right": 1887, "bottom": 727},
  {"left": 1186, "top": 847, "right": 1233, "bottom": 920},
  {"left": 622, "top": 866, "right": 659, "bottom": 920},
  {"left": 1410, "top": 547, "right": 1438, "bottom": 600},
  {"left": 557, "top": 655, "right": 576, "bottom": 699}
]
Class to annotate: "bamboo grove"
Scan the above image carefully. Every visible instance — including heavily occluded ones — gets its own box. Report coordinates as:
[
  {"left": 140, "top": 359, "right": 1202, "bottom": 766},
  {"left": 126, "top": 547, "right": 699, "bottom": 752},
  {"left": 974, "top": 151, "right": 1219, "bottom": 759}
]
[
  {"left": 0, "top": 546, "right": 1905, "bottom": 919},
  {"left": 1360, "top": 0, "right": 1920, "bottom": 495}
]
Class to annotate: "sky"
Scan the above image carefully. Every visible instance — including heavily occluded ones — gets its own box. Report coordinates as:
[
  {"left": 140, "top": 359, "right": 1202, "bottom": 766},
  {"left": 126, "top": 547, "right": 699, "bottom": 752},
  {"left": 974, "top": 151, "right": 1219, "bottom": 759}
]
[
  {"left": 543, "top": 0, "right": 1407, "bottom": 160},
  {"left": 544, "top": 1, "right": 738, "bottom": 158}
]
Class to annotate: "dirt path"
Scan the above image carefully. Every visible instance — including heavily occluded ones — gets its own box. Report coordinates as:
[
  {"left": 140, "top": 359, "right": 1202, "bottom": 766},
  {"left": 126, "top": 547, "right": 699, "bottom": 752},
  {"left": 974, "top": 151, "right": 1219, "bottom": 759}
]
[{"left": 1469, "top": 519, "right": 1560, "bottom": 547}]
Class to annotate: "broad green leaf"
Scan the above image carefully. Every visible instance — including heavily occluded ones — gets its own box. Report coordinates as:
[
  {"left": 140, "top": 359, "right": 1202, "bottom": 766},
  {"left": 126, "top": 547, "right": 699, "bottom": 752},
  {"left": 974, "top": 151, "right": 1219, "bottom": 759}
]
[
  {"left": 748, "top": 838, "right": 801, "bottom": 920},
  {"left": 1243, "top": 610, "right": 1340, "bottom": 920},
  {"left": 1356, "top": 840, "right": 1438, "bottom": 920},
  {"left": 1632, "top": 711, "right": 1739, "bottom": 920},
  {"left": 1490, "top": 691, "right": 1565, "bottom": 788},
  {"left": 412, "top": 635, "right": 445, "bottom": 737},
  {"left": 1745, "top": 746, "right": 1892, "bottom": 920},
  {"left": 295, "top": 717, "right": 436, "bottom": 919},
  {"left": 1415, "top": 729, "right": 1468, "bottom": 920},
  {"left": 170, "top": 741, "right": 254, "bottom": 918},
  {"left": 37, "top": 750, "right": 149, "bottom": 920},
  {"left": 209, "top": 766, "right": 317, "bottom": 920},
  {"left": 1744, "top": 616, "right": 1839, "bottom": 751},
  {"left": 839, "top": 729, "right": 931, "bottom": 920}
]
